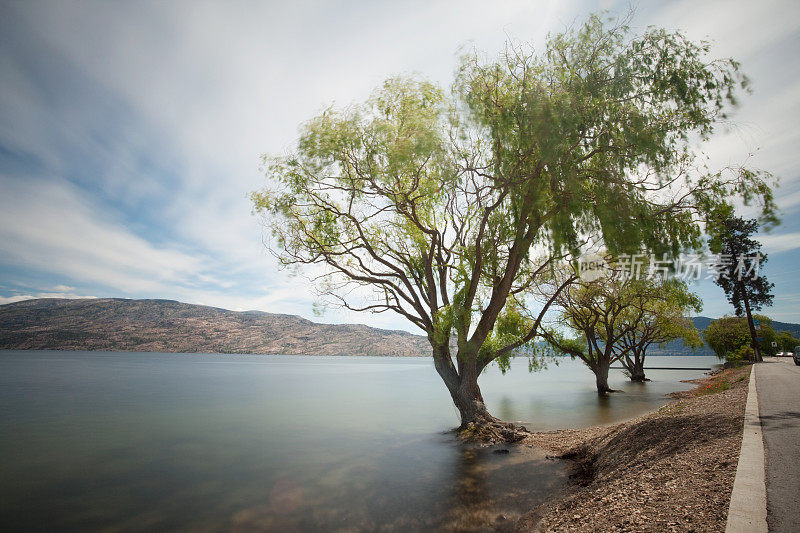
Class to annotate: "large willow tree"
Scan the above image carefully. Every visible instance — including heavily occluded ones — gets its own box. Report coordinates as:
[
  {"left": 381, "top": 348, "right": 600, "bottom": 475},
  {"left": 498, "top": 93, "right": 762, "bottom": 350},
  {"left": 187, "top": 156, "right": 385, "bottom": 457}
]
[{"left": 252, "top": 15, "right": 775, "bottom": 440}]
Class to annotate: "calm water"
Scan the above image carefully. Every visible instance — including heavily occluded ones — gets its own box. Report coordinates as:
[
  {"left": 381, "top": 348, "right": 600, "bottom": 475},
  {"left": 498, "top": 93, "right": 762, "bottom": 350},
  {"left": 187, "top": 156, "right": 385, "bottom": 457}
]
[{"left": 0, "top": 351, "right": 718, "bottom": 531}]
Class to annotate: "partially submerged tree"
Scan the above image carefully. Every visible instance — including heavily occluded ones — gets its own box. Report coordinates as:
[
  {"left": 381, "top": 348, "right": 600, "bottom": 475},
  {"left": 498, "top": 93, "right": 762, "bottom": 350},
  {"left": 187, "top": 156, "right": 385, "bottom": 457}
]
[
  {"left": 616, "top": 279, "right": 703, "bottom": 382},
  {"left": 536, "top": 273, "right": 639, "bottom": 393},
  {"left": 709, "top": 216, "right": 775, "bottom": 361},
  {"left": 252, "top": 14, "right": 775, "bottom": 438},
  {"left": 537, "top": 271, "right": 702, "bottom": 387}
]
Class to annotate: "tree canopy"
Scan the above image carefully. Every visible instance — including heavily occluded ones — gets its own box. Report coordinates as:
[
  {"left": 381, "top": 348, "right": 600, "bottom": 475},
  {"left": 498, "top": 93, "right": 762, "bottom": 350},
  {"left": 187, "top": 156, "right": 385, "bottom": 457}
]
[
  {"left": 708, "top": 216, "right": 774, "bottom": 361},
  {"left": 709, "top": 216, "right": 774, "bottom": 316},
  {"left": 534, "top": 270, "right": 701, "bottom": 389},
  {"left": 252, "top": 14, "right": 776, "bottom": 431},
  {"left": 616, "top": 278, "right": 703, "bottom": 381},
  {"left": 776, "top": 331, "right": 800, "bottom": 352},
  {"left": 703, "top": 314, "right": 778, "bottom": 361},
  {"left": 536, "top": 272, "right": 643, "bottom": 393}
]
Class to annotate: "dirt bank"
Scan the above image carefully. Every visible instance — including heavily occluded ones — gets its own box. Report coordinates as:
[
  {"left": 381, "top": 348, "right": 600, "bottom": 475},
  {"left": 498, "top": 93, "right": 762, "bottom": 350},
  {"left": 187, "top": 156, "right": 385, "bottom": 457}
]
[{"left": 518, "top": 365, "right": 751, "bottom": 532}]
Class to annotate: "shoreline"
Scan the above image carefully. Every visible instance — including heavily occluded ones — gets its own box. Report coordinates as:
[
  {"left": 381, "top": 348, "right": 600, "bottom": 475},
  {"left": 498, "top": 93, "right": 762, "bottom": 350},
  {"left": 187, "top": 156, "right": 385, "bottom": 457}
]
[
  {"left": 517, "top": 365, "right": 751, "bottom": 532},
  {"left": 0, "top": 347, "right": 721, "bottom": 358}
]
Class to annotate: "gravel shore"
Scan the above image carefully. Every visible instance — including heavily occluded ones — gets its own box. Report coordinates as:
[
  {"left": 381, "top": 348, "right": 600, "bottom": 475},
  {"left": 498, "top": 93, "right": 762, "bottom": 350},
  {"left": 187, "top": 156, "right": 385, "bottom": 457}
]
[{"left": 517, "top": 365, "right": 751, "bottom": 532}]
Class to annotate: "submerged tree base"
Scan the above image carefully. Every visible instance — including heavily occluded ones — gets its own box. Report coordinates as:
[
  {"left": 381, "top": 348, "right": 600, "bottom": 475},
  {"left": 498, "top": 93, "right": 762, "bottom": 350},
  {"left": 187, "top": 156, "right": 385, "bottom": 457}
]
[{"left": 456, "top": 418, "right": 530, "bottom": 445}]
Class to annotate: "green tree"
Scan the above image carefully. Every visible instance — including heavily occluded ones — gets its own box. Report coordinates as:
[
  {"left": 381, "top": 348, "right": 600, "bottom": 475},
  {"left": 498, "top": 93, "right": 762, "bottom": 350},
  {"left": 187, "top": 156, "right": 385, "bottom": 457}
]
[
  {"left": 537, "top": 273, "right": 641, "bottom": 393},
  {"left": 703, "top": 316, "right": 749, "bottom": 361},
  {"left": 536, "top": 272, "right": 702, "bottom": 390},
  {"left": 703, "top": 315, "right": 776, "bottom": 362},
  {"left": 252, "top": 14, "right": 775, "bottom": 437},
  {"left": 776, "top": 330, "right": 800, "bottom": 353},
  {"left": 709, "top": 216, "right": 775, "bottom": 361},
  {"left": 617, "top": 279, "right": 703, "bottom": 382}
]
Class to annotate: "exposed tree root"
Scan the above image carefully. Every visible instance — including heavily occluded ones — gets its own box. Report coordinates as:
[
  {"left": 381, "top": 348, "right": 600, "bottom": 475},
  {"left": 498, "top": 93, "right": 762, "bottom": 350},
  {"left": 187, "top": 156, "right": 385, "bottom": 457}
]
[{"left": 456, "top": 418, "right": 531, "bottom": 445}]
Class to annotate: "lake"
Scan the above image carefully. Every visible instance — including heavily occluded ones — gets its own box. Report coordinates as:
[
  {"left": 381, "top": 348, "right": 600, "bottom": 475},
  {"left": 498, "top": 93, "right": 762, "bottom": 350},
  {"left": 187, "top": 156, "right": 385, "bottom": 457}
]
[{"left": 0, "top": 351, "right": 719, "bottom": 531}]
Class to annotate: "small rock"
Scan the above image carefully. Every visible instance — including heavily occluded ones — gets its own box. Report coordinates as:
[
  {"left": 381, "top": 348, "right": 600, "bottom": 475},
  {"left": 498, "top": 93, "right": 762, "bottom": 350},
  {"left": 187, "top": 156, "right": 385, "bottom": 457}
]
[{"left": 493, "top": 448, "right": 510, "bottom": 454}]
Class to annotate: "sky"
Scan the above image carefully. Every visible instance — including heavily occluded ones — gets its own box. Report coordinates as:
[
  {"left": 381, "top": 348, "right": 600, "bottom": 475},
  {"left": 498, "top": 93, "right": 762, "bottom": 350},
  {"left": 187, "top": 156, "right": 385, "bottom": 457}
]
[{"left": 1, "top": 0, "right": 799, "bottom": 332}]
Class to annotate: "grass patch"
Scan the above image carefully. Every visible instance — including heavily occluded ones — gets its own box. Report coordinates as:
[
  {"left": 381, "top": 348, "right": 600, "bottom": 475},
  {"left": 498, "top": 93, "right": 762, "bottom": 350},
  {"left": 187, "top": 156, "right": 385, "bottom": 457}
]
[{"left": 660, "top": 401, "right": 686, "bottom": 416}]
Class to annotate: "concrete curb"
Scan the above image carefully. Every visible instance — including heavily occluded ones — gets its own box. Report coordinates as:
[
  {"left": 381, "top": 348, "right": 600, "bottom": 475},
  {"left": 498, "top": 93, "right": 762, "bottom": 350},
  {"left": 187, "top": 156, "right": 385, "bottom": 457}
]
[{"left": 725, "top": 364, "right": 767, "bottom": 533}]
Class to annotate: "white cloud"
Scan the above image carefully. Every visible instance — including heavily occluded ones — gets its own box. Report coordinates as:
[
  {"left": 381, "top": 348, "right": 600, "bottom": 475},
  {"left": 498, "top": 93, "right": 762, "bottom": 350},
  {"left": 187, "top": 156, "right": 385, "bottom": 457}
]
[
  {"left": 777, "top": 188, "right": 800, "bottom": 213},
  {"left": 4, "top": 0, "right": 570, "bottom": 269},
  {"left": 0, "top": 176, "right": 215, "bottom": 293},
  {"left": 0, "top": 295, "right": 37, "bottom": 305},
  {"left": 52, "top": 285, "right": 76, "bottom": 293},
  {"left": 649, "top": 0, "right": 800, "bottom": 59},
  {"left": 0, "top": 292, "right": 97, "bottom": 305},
  {"left": 759, "top": 232, "right": 800, "bottom": 254}
]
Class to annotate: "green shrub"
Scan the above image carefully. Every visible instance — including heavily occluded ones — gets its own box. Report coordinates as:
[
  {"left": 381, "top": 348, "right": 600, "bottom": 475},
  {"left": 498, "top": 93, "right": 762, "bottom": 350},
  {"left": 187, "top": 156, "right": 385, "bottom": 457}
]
[{"left": 730, "top": 344, "right": 755, "bottom": 362}]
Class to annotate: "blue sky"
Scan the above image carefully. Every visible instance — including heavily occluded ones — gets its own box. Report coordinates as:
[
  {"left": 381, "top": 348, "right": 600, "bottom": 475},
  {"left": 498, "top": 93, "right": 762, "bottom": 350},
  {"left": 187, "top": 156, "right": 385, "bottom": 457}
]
[{"left": 1, "top": 0, "right": 799, "bottom": 332}]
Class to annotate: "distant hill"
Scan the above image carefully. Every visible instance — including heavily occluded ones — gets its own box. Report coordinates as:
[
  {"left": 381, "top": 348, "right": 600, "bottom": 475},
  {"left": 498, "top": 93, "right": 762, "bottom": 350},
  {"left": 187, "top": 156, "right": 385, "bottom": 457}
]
[
  {"left": 647, "top": 316, "right": 800, "bottom": 356},
  {"left": 0, "top": 298, "right": 430, "bottom": 357},
  {"left": 691, "top": 316, "right": 800, "bottom": 338},
  {"left": 645, "top": 317, "right": 716, "bottom": 356},
  {"left": 2, "top": 299, "right": 798, "bottom": 357}
]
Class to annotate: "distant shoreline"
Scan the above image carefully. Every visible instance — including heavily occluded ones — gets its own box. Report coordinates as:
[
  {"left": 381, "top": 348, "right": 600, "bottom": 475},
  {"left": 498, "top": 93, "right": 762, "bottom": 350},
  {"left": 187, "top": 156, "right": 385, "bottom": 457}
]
[
  {"left": 0, "top": 348, "right": 429, "bottom": 357},
  {"left": 0, "top": 347, "right": 719, "bottom": 359}
]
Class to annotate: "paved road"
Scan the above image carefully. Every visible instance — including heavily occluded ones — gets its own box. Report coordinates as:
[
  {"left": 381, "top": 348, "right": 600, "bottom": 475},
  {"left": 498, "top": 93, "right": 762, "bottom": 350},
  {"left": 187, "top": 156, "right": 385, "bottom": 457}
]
[{"left": 756, "top": 357, "right": 800, "bottom": 532}]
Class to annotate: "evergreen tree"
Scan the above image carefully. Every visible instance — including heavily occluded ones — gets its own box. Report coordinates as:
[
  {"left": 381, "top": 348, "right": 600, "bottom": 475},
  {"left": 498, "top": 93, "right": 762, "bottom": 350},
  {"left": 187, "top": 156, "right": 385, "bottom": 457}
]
[{"left": 709, "top": 217, "right": 774, "bottom": 361}]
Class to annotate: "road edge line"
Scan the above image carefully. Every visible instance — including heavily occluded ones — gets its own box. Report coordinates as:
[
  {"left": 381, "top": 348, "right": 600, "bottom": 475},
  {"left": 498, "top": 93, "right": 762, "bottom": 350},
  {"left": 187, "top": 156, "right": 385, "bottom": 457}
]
[{"left": 725, "top": 363, "right": 768, "bottom": 533}]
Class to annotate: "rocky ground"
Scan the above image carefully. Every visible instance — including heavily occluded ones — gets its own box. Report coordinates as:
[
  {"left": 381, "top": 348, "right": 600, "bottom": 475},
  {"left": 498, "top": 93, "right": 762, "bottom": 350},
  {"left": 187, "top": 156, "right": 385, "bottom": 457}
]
[{"left": 517, "top": 365, "right": 751, "bottom": 532}]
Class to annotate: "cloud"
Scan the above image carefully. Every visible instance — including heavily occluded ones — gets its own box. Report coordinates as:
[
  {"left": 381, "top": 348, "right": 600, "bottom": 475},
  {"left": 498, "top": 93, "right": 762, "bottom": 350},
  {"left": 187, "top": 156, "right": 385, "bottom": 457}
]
[
  {"left": 52, "top": 285, "right": 76, "bottom": 293},
  {"left": 1, "top": 1, "right": 800, "bottom": 329},
  {"left": 776, "top": 188, "right": 800, "bottom": 213},
  {"left": 650, "top": 0, "right": 800, "bottom": 59},
  {"left": 0, "top": 175, "right": 217, "bottom": 294},
  {"left": 0, "top": 292, "right": 97, "bottom": 306},
  {"left": 758, "top": 232, "right": 800, "bottom": 254},
  {"left": 0, "top": 295, "right": 37, "bottom": 305}
]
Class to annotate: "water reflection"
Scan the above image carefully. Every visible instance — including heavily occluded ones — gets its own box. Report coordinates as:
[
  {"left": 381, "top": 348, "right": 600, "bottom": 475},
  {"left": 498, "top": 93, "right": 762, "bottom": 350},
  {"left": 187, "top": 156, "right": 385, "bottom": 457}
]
[
  {"left": 442, "top": 444, "right": 564, "bottom": 531},
  {"left": 594, "top": 394, "right": 617, "bottom": 425},
  {"left": 449, "top": 447, "right": 491, "bottom": 528},
  {"left": 497, "top": 396, "right": 515, "bottom": 421},
  {"left": 223, "top": 437, "right": 565, "bottom": 531}
]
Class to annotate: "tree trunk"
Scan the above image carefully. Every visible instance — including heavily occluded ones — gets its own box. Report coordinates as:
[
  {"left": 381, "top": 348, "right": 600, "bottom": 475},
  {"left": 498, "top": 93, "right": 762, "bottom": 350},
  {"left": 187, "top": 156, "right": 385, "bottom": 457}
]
[
  {"left": 629, "top": 351, "right": 648, "bottom": 382},
  {"left": 593, "top": 361, "right": 614, "bottom": 394},
  {"left": 452, "top": 376, "right": 494, "bottom": 425},
  {"left": 620, "top": 353, "right": 647, "bottom": 382},
  {"left": 629, "top": 358, "right": 647, "bottom": 382},
  {"left": 432, "top": 346, "right": 528, "bottom": 443},
  {"left": 741, "top": 286, "right": 762, "bottom": 362}
]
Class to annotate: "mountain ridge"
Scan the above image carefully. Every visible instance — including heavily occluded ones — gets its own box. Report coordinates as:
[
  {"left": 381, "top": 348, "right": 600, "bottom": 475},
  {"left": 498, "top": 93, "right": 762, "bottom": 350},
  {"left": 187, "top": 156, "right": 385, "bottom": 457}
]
[
  {"left": 2, "top": 298, "right": 798, "bottom": 357},
  {"left": 0, "top": 298, "right": 431, "bottom": 356}
]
